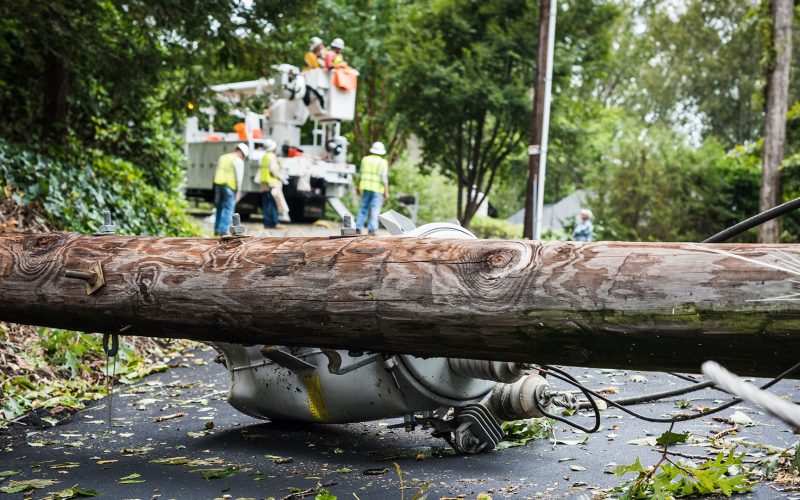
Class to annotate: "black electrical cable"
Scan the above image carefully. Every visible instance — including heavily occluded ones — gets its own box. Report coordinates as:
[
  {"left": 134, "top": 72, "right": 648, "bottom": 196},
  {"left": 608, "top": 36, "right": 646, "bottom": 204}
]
[
  {"left": 536, "top": 368, "right": 601, "bottom": 434},
  {"left": 577, "top": 380, "right": 718, "bottom": 410},
  {"left": 667, "top": 372, "right": 701, "bottom": 384},
  {"left": 703, "top": 196, "right": 800, "bottom": 243},
  {"left": 540, "top": 360, "right": 800, "bottom": 425}
]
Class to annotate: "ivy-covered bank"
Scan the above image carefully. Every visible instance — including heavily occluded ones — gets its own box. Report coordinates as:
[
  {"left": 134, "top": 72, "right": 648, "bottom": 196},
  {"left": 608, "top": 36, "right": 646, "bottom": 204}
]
[
  {"left": 0, "top": 138, "right": 198, "bottom": 237},
  {"left": 0, "top": 137, "right": 200, "bottom": 431},
  {"left": 0, "top": 324, "right": 199, "bottom": 431}
]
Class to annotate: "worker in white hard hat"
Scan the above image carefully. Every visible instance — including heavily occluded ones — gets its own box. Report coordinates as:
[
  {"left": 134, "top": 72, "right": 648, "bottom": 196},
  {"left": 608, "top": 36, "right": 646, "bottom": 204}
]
[
  {"left": 355, "top": 141, "right": 390, "bottom": 235},
  {"left": 304, "top": 36, "right": 327, "bottom": 70},
  {"left": 255, "top": 139, "right": 287, "bottom": 229},
  {"left": 213, "top": 143, "right": 248, "bottom": 235},
  {"left": 572, "top": 208, "right": 594, "bottom": 242},
  {"left": 325, "top": 38, "right": 346, "bottom": 69}
]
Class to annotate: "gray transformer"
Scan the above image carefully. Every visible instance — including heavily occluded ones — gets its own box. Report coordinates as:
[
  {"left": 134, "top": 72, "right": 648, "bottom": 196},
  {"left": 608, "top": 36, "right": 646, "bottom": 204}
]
[{"left": 210, "top": 213, "right": 567, "bottom": 453}]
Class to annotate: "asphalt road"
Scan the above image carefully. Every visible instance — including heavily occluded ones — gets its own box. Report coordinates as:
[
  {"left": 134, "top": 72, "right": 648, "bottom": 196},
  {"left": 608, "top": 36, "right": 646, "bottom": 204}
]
[{"left": 1, "top": 346, "right": 798, "bottom": 499}]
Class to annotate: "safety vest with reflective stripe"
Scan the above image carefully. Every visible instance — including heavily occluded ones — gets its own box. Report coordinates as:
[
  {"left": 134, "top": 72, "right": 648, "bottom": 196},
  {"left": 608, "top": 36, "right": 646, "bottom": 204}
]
[
  {"left": 325, "top": 52, "right": 344, "bottom": 69},
  {"left": 359, "top": 155, "right": 387, "bottom": 193},
  {"left": 213, "top": 153, "right": 238, "bottom": 191},
  {"left": 259, "top": 152, "right": 278, "bottom": 187}
]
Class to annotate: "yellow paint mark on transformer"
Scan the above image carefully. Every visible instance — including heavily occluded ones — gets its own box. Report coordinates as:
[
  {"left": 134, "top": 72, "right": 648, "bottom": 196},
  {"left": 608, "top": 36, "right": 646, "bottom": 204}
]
[{"left": 303, "top": 375, "right": 329, "bottom": 421}]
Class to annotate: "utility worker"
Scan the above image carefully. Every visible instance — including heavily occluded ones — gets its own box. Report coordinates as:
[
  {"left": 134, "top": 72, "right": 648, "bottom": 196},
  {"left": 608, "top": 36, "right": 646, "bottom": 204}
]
[
  {"left": 257, "top": 139, "right": 285, "bottom": 229},
  {"left": 325, "top": 38, "right": 346, "bottom": 69},
  {"left": 213, "top": 143, "right": 248, "bottom": 235},
  {"left": 304, "top": 37, "right": 327, "bottom": 70},
  {"left": 355, "top": 141, "right": 390, "bottom": 235},
  {"left": 572, "top": 208, "right": 594, "bottom": 242}
]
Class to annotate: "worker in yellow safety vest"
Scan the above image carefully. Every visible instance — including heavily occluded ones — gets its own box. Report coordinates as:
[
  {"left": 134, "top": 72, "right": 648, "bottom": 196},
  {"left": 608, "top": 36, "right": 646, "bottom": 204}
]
[
  {"left": 213, "top": 143, "right": 248, "bottom": 235},
  {"left": 304, "top": 37, "right": 327, "bottom": 70},
  {"left": 355, "top": 142, "right": 390, "bottom": 235},
  {"left": 325, "top": 38, "right": 346, "bottom": 70},
  {"left": 256, "top": 139, "right": 286, "bottom": 229}
]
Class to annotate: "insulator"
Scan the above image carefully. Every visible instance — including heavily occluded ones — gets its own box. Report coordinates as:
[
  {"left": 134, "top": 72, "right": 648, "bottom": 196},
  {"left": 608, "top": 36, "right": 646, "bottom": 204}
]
[
  {"left": 448, "top": 358, "right": 528, "bottom": 383},
  {"left": 488, "top": 374, "right": 551, "bottom": 421}
]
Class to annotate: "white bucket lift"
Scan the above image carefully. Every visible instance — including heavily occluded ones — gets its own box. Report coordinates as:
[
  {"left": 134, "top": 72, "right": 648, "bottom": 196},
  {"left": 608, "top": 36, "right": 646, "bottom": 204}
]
[{"left": 183, "top": 64, "right": 359, "bottom": 222}]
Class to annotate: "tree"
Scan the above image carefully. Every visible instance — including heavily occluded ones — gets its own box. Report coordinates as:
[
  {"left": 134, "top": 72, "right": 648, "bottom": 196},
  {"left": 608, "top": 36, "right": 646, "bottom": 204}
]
[
  {"left": 309, "top": 0, "right": 410, "bottom": 163},
  {"left": 0, "top": 0, "right": 312, "bottom": 164},
  {"left": 759, "top": 0, "right": 794, "bottom": 243},
  {"left": 392, "top": 0, "right": 535, "bottom": 227},
  {"left": 585, "top": 110, "right": 758, "bottom": 242},
  {"left": 598, "top": 1, "right": 767, "bottom": 147}
]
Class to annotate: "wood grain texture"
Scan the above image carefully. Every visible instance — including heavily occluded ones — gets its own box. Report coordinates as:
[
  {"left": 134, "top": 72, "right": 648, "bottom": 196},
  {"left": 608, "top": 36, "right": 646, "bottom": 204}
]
[{"left": 1, "top": 232, "right": 800, "bottom": 375}]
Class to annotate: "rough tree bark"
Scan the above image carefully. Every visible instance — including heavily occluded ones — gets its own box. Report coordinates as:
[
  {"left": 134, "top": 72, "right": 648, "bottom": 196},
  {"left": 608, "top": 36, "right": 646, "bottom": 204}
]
[
  {"left": 2, "top": 233, "right": 800, "bottom": 376},
  {"left": 759, "top": 0, "right": 793, "bottom": 243}
]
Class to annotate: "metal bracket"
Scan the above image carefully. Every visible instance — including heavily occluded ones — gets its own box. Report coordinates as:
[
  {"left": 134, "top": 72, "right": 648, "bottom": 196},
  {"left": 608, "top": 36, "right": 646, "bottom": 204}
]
[
  {"left": 260, "top": 345, "right": 316, "bottom": 372},
  {"left": 64, "top": 260, "right": 106, "bottom": 295},
  {"left": 452, "top": 404, "right": 504, "bottom": 453},
  {"left": 378, "top": 210, "right": 416, "bottom": 235}
]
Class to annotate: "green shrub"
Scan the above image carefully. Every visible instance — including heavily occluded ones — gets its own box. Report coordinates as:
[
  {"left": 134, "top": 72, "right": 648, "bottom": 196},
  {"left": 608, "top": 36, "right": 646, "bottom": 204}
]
[
  {"left": 0, "top": 138, "right": 198, "bottom": 236},
  {"left": 468, "top": 215, "right": 523, "bottom": 239}
]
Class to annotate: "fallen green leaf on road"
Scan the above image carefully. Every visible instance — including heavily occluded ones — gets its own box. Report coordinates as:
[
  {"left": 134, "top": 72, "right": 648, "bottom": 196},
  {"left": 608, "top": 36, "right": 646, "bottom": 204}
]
[
  {"left": 315, "top": 488, "right": 337, "bottom": 500},
  {"left": 265, "top": 454, "right": 293, "bottom": 464},
  {"left": 554, "top": 436, "right": 589, "bottom": 446},
  {"left": 335, "top": 468, "right": 352, "bottom": 474},
  {"left": 656, "top": 431, "right": 689, "bottom": 446},
  {"left": 0, "top": 470, "right": 19, "bottom": 478},
  {"left": 496, "top": 418, "right": 552, "bottom": 449},
  {"left": 190, "top": 467, "right": 238, "bottom": 480},
  {"left": 627, "top": 437, "right": 658, "bottom": 447},
  {"left": 151, "top": 456, "right": 190, "bottom": 465},
  {"left": 42, "top": 485, "right": 98, "bottom": 499},
  {"left": 0, "top": 478, "right": 60, "bottom": 493},
  {"left": 118, "top": 473, "right": 145, "bottom": 484}
]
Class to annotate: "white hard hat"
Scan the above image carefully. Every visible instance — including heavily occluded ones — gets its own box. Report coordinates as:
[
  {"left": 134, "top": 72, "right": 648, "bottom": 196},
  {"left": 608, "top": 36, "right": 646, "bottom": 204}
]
[
  {"left": 264, "top": 139, "right": 277, "bottom": 152},
  {"left": 330, "top": 38, "right": 345, "bottom": 50},
  {"left": 580, "top": 208, "right": 593, "bottom": 219},
  {"left": 310, "top": 36, "right": 323, "bottom": 51},
  {"left": 236, "top": 143, "right": 250, "bottom": 157},
  {"left": 369, "top": 141, "right": 386, "bottom": 155}
]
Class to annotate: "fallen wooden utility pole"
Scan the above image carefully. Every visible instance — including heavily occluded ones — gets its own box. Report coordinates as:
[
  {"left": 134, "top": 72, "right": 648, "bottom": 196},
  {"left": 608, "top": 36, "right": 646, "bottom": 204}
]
[{"left": 1, "top": 232, "right": 799, "bottom": 376}]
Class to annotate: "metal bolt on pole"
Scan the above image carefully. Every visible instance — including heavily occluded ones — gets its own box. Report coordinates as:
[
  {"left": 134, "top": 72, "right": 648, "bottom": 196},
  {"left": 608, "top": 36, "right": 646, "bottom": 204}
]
[
  {"left": 230, "top": 213, "right": 246, "bottom": 236},
  {"left": 95, "top": 210, "right": 117, "bottom": 235}
]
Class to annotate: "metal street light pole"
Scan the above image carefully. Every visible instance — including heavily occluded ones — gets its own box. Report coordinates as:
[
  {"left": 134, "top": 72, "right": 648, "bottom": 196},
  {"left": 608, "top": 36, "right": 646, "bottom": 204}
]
[{"left": 523, "top": 0, "right": 557, "bottom": 240}]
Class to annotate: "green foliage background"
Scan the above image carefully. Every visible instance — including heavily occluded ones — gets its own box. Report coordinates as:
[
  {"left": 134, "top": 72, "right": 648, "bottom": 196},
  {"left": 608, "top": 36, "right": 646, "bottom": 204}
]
[{"left": 0, "top": 0, "right": 798, "bottom": 241}]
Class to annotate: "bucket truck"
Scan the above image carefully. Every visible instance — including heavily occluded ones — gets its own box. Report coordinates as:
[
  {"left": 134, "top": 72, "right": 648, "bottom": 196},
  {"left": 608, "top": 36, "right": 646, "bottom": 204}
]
[{"left": 184, "top": 65, "right": 357, "bottom": 222}]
